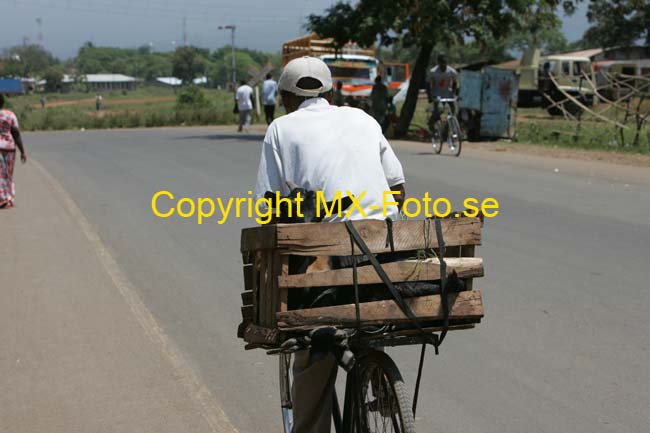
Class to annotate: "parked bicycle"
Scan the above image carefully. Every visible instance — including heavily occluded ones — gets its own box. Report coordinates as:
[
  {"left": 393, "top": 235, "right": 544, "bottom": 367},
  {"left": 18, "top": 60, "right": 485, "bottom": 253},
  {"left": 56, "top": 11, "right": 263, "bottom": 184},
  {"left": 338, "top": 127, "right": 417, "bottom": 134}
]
[{"left": 427, "top": 97, "right": 462, "bottom": 157}]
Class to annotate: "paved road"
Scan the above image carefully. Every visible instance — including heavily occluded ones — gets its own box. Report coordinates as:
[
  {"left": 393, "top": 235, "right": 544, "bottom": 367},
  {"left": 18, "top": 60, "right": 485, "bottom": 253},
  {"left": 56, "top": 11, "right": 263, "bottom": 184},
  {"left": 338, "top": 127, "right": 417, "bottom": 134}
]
[{"left": 26, "top": 127, "right": 650, "bottom": 433}]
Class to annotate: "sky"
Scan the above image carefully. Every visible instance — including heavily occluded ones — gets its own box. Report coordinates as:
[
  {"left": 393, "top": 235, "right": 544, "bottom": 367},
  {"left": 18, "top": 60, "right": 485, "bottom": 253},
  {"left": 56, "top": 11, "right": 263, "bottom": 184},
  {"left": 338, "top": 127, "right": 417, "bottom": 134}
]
[{"left": 0, "top": 0, "right": 590, "bottom": 59}]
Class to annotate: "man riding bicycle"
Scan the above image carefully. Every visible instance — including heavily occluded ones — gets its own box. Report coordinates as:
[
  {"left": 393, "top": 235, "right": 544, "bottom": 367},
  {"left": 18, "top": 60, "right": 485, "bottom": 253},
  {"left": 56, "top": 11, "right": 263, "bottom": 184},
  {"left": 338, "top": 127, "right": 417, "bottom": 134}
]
[
  {"left": 427, "top": 54, "right": 458, "bottom": 120},
  {"left": 253, "top": 56, "right": 406, "bottom": 433}
]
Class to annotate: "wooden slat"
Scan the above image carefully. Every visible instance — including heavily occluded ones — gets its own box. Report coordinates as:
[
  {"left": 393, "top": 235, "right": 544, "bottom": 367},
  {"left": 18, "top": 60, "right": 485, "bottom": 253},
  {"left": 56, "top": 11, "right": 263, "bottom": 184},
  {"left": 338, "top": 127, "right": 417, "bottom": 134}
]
[
  {"left": 242, "top": 323, "right": 280, "bottom": 345},
  {"left": 264, "top": 250, "right": 275, "bottom": 328},
  {"left": 258, "top": 251, "right": 269, "bottom": 327},
  {"left": 276, "top": 290, "right": 483, "bottom": 330},
  {"left": 278, "top": 257, "right": 483, "bottom": 289},
  {"left": 241, "top": 291, "right": 253, "bottom": 306},
  {"left": 461, "top": 245, "right": 476, "bottom": 290},
  {"left": 241, "top": 224, "right": 277, "bottom": 252},
  {"left": 241, "top": 305, "right": 253, "bottom": 321},
  {"left": 276, "top": 218, "right": 481, "bottom": 256},
  {"left": 243, "top": 264, "right": 253, "bottom": 291},
  {"left": 240, "top": 218, "right": 481, "bottom": 254},
  {"left": 270, "top": 251, "right": 282, "bottom": 328},
  {"left": 279, "top": 255, "right": 290, "bottom": 312},
  {"left": 251, "top": 251, "right": 261, "bottom": 325}
]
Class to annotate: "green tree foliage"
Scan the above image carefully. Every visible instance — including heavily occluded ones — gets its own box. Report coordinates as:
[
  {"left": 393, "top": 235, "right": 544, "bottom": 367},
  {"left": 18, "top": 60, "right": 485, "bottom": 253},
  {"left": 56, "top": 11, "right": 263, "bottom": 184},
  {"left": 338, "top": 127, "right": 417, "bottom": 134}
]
[
  {"left": 171, "top": 46, "right": 208, "bottom": 84},
  {"left": 307, "top": 3, "right": 360, "bottom": 55},
  {"left": 176, "top": 84, "right": 210, "bottom": 108},
  {"left": 583, "top": 0, "right": 650, "bottom": 47},
  {"left": 0, "top": 44, "right": 58, "bottom": 77},
  {"left": 43, "top": 66, "right": 64, "bottom": 92},
  {"left": 309, "top": 0, "right": 570, "bottom": 136},
  {"left": 208, "top": 46, "right": 281, "bottom": 87},
  {"left": 76, "top": 43, "right": 175, "bottom": 80}
]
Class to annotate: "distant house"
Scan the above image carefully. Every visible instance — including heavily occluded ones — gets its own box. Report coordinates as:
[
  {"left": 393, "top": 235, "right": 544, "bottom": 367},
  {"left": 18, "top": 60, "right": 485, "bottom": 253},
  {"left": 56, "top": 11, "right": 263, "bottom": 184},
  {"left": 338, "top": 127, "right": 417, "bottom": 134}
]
[
  {"left": 81, "top": 74, "right": 139, "bottom": 91},
  {"left": 154, "top": 76, "right": 208, "bottom": 87}
]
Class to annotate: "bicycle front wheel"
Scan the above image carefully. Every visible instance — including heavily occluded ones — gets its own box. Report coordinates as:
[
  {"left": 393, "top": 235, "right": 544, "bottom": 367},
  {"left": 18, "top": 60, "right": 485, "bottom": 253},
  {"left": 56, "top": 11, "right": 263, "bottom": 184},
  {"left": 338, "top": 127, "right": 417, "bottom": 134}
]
[
  {"left": 430, "top": 120, "right": 443, "bottom": 154},
  {"left": 448, "top": 116, "right": 462, "bottom": 157},
  {"left": 356, "top": 351, "right": 416, "bottom": 433}
]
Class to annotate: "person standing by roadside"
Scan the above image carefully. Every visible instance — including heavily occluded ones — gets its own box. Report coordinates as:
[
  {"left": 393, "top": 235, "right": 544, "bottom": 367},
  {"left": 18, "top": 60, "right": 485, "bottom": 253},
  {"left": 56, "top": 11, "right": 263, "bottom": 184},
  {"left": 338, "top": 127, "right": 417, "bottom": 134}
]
[
  {"left": 235, "top": 80, "right": 254, "bottom": 133},
  {"left": 0, "top": 94, "right": 27, "bottom": 209},
  {"left": 332, "top": 80, "right": 345, "bottom": 106},
  {"left": 370, "top": 75, "right": 389, "bottom": 132},
  {"left": 95, "top": 93, "right": 103, "bottom": 111},
  {"left": 261, "top": 73, "right": 278, "bottom": 125}
]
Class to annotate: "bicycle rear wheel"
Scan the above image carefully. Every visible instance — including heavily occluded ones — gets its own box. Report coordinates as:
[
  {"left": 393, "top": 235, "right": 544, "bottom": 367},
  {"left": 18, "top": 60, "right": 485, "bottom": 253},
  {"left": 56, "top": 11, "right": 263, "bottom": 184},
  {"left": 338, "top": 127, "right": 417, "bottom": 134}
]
[
  {"left": 448, "top": 116, "right": 462, "bottom": 157},
  {"left": 355, "top": 351, "right": 416, "bottom": 433}
]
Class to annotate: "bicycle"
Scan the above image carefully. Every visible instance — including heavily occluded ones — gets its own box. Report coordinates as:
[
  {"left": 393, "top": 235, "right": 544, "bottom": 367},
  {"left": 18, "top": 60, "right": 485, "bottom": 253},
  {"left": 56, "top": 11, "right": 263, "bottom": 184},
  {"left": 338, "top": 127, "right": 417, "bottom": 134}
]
[
  {"left": 427, "top": 97, "right": 462, "bottom": 157},
  {"left": 278, "top": 331, "right": 416, "bottom": 433}
]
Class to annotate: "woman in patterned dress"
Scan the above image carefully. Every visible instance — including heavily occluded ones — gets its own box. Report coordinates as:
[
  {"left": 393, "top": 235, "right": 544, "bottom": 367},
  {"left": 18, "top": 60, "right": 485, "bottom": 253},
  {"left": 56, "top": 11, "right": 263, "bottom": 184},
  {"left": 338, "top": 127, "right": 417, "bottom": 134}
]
[{"left": 0, "top": 94, "right": 27, "bottom": 208}]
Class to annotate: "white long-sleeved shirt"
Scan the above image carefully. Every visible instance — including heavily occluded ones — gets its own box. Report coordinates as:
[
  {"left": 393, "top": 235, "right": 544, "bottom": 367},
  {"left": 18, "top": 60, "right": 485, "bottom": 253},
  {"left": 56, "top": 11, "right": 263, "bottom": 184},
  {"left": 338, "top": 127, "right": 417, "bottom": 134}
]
[{"left": 253, "top": 98, "right": 405, "bottom": 221}]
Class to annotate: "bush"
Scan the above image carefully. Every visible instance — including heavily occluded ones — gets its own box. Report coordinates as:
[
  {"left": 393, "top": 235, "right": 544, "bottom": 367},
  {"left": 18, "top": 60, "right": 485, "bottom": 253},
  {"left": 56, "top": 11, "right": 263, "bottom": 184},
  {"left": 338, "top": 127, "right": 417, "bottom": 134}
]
[{"left": 176, "top": 84, "right": 209, "bottom": 108}]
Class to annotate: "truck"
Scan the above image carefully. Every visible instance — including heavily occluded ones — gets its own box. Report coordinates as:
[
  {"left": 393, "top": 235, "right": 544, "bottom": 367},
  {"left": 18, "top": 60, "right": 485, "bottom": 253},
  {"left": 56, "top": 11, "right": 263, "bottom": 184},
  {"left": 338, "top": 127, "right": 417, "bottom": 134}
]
[
  {"left": 281, "top": 34, "right": 409, "bottom": 109},
  {"left": 516, "top": 48, "right": 596, "bottom": 115}
]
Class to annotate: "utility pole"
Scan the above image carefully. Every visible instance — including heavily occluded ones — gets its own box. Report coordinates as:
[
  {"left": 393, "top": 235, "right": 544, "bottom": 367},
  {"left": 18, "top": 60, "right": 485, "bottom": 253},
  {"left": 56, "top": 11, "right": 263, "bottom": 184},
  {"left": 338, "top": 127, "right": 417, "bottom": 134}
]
[
  {"left": 182, "top": 17, "right": 188, "bottom": 46},
  {"left": 36, "top": 17, "right": 43, "bottom": 47},
  {"left": 218, "top": 25, "right": 237, "bottom": 86}
]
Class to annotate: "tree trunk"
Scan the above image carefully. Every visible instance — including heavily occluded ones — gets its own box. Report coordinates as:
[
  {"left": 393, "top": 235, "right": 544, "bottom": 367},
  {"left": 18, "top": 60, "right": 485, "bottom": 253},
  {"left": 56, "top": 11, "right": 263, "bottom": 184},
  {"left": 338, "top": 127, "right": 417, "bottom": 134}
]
[{"left": 396, "top": 41, "right": 434, "bottom": 137}]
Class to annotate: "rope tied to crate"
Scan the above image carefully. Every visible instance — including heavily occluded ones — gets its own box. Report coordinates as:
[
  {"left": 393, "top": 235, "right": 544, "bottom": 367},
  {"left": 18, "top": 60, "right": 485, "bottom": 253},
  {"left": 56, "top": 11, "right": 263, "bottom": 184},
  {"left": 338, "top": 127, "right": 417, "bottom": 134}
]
[{"left": 343, "top": 220, "right": 437, "bottom": 346}]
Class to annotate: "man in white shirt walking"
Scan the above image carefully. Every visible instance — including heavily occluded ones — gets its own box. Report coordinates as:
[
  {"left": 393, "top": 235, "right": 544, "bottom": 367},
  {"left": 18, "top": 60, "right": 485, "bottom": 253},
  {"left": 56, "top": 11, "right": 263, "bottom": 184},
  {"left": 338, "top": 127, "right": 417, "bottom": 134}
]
[
  {"left": 235, "top": 80, "right": 254, "bottom": 132},
  {"left": 254, "top": 56, "right": 406, "bottom": 433},
  {"left": 261, "top": 73, "right": 278, "bottom": 125}
]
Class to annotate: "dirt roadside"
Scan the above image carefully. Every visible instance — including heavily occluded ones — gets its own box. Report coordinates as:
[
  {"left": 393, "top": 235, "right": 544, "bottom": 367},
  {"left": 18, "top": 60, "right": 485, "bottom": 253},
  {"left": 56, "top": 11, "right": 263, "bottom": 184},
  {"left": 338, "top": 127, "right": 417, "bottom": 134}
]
[
  {"left": 0, "top": 161, "right": 236, "bottom": 433},
  {"left": 34, "top": 96, "right": 175, "bottom": 108}
]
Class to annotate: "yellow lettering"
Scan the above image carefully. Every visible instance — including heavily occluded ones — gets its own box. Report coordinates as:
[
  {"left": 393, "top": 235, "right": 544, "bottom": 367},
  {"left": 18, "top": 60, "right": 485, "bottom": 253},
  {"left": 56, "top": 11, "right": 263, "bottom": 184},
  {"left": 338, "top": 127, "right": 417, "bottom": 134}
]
[
  {"left": 403, "top": 197, "right": 421, "bottom": 218},
  {"left": 433, "top": 197, "right": 451, "bottom": 218},
  {"left": 151, "top": 190, "right": 174, "bottom": 218},
  {"left": 177, "top": 198, "right": 195, "bottom": 218},
  {"left": 481, "top": 197, "right": 499, "bottom": 218},
  {"left": 216, "top": 198, "right": 234, "bottom": 224},
  {"left": 197, "top": 198, "right": 215, "bottom": 225}
]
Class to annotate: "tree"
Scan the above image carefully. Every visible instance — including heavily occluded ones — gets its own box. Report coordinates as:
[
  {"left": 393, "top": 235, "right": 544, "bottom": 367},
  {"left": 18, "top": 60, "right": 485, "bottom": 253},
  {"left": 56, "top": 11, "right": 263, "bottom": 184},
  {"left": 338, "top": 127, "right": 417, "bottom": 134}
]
[
  {"left": 583, "top": 0, "right": 650, "bottom": 47},
  {"left": 1, "top": 44, "right": 58, "bottom": 77},
  {"left": 307, "top": 3, "right": 360, "bottom": 56},
  {"left": 309, "top": 0, "right": 569, "bottom": 136},
  {"left": 43, "top": 66, "right": 64, "bottom": 92},
  {"left": 172, "top": 47, "right": 206, "bottom": 84}
]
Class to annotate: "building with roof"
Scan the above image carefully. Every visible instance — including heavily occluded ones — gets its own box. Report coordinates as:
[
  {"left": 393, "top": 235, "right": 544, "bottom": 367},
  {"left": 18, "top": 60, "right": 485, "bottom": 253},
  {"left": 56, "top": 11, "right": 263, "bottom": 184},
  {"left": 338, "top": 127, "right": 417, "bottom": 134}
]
[
  {"left": 154, "top": 76, "right": 208, "bottom": 87},
  {"left": 81, "top": 74, "right": 139, "bottom": 91}
]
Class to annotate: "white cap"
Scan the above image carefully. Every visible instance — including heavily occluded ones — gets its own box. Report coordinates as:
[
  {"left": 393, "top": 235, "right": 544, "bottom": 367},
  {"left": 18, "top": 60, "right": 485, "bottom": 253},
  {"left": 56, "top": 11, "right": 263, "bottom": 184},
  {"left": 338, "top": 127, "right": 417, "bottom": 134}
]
[{"left": 278, "top": 56, "right": 333, "bottom": 97}]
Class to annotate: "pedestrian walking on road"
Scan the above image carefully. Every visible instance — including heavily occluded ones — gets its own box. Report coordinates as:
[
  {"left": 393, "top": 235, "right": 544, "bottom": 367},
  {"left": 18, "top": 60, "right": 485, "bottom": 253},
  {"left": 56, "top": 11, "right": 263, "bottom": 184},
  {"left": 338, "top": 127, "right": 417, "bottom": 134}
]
[
  {"left": 261, "top": 73, "right": 278, "bottom": 125},
  {"left": 370, "top": 75, "right": 389, "bottom": 132},
  {"left": 0, "top": 94, "right": 27, "bottom": 209},
  {"left": 235, "top": 80, "right": 254, "bottom": 133},
  {"left": 332, "top": 80, "right": 345, "bottom": 106}
]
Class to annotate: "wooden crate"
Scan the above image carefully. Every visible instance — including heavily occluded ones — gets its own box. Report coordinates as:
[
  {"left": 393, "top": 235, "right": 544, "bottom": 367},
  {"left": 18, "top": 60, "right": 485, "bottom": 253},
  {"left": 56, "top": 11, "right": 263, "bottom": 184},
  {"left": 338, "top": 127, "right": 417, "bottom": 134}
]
[{"left": 238, "top": 217, "right": 485, "bottom": 349}]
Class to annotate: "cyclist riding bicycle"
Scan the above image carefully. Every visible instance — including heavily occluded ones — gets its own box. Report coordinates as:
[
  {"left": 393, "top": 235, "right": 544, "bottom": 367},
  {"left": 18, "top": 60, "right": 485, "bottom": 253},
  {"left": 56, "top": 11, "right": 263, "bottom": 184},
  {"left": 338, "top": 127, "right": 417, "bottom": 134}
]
[
  {"left": 253, "top": 56, "right": 406, "bottom": 433},
  {"left": 427, "top": 54, "right": 458, "bottom": 119}
]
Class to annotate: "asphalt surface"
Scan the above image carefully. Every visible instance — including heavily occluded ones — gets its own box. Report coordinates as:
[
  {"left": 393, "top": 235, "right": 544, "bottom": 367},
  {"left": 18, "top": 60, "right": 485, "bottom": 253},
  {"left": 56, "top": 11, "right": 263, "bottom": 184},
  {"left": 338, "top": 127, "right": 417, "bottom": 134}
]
[{"left": 25, "top": 127, "right": 650, "bottom": 433}]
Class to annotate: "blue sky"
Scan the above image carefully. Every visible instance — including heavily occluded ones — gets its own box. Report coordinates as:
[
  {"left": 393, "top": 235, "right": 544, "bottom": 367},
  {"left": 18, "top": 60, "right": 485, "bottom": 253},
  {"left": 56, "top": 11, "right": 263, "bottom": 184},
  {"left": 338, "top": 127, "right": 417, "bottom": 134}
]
[{"left": 1, "top": 0, "right": 590, "bottom": 59}]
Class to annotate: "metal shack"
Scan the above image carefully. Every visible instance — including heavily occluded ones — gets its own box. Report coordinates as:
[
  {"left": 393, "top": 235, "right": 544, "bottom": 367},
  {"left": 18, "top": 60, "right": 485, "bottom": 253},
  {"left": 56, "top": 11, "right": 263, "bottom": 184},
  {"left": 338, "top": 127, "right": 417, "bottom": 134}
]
[
  {"left": 459, "top": 67, "right": 518, "bottom": 140},
  {"left": 0, "top": 78, "right": 24, "bottom": 95}
]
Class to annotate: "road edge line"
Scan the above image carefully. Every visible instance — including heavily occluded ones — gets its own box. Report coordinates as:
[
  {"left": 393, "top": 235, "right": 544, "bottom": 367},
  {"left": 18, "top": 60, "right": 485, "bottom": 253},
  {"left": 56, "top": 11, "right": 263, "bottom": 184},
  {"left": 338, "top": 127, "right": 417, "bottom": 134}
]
[{"left": 31, "top": 159, "right": 239, "bottom": 433}]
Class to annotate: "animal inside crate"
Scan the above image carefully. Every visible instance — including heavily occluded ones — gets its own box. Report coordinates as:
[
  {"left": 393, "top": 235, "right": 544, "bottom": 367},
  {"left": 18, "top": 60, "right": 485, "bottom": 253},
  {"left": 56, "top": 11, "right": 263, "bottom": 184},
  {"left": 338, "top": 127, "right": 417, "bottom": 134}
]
[{"left": 238, "top": 217, "right": 485, "bottom": 348}]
